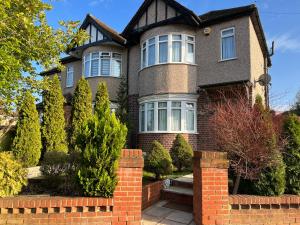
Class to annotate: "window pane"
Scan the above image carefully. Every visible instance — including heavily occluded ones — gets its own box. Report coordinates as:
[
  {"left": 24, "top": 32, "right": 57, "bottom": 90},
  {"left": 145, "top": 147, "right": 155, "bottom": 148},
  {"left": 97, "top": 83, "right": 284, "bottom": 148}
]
[
  {"left": 172, "top": 102, "right": 181, "bottom": 108},
  {"left": 172, "top": 41, "right": 182, "bottom": 62},
  {"left": 158, "top": 102, "right": 167, "bottom": 108},
  {"left": 66, "top": 67, "right": 73, "bottom": 87},
  {"left": 148, "top": 43, "right": 155, "bottom": 66},
  {"left": 187, "top": 43, "right": 194, "bottom": 63},
  {"left": 84, "top": 61, "right": 90, "bottom": 77},
  {"left": 142, "top": 48, "right": 147, "bottom": 68},
  {"left": 147, "top": 102, "right": 154, "bottom": 131},
  {"left": 187, "top": 36, "right": 194, "bottom": 42},
  {"left": 222, "top": 36, "right": 235, "bottom": 59},
  {"left": 159, "top": 42, "right": 168, "bottom": 63},
  {"left": 222, "top": 29, "right": 234, "bottom": 36},
  {"left": 140, "top": 108, "right": 145, "bottom": 132},
  {"left": 172, "top": 34, "right": 182, "bottom": 41},
  {"left": 91, "top": 59, "right": 99, "bottom": 76},
  {"left": 92, "top": 52, "right": 99, "bottom": 59},
  {"left": 112, "top": 59, "right": 121, "bottom": 76},
  {"left": 159, "top": 35, "right": 168, "bottom": 42},
  {"left": 171, "top": 109, "right": 181, "bottom": 131},
  {"left": 149, "top": 38, "right": 155, "bottom": 45},
  {"left": 158, "top": 109, "right": 167, "bottom": 131},
  {"left": 186, "top": 110, "right": 194, "bottom": 131},
  {"left": 101, "top": 58, "right": 110, "bottom": 75}
]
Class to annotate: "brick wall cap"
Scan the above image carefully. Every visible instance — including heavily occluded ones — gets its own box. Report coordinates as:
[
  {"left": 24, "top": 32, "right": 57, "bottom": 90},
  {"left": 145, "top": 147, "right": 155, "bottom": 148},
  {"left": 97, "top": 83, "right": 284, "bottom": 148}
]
[{"left": 229, "top": 195, "right": 300, "bottom": 205}]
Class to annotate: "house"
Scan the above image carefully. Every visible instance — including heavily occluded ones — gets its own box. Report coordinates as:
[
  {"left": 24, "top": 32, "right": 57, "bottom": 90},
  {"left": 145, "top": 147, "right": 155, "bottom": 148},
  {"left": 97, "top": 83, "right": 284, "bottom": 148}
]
[{"left": 41, "top": 0, "right": 272, "bottom": 152}]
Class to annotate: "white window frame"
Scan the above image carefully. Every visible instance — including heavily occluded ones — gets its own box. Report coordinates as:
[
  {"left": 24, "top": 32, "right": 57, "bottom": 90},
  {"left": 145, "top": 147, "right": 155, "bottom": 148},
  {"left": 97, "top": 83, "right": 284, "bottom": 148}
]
[
  {"left": 138, "top": 94, "right": 197, "bottom": 134},
  {"left": 83, "top": 51, "right": 122, "bottom": 78},
  {"left": 220, "top": 27, "right": 236, "bottom": 61},
  {"left": 140, "top": 33, "right": 195, "bottom": 69},
  {"left": 66, "top": 66, "right": 74, "bottom": 88}
]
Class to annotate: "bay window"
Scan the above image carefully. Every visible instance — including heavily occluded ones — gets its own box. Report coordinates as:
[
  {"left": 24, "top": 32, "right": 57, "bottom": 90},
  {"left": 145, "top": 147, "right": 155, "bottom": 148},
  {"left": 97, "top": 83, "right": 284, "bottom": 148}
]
[
  {"left": 141, "top": 33, "right": 195, "bottom": 69},
  {"left": 139, "top": 96, "right": 197, "bottom": 133},
  {"left": 83, "top": 51, "right": 122, "bottom": 77},
  {"left": 221, "top": 27, "right": 236, "bottom": 60}
]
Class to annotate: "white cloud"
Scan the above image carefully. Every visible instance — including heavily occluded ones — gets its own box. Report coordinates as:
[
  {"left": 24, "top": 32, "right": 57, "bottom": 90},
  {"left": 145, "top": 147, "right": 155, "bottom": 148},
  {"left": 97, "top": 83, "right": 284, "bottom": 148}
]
[
  {"left": 88, "top": 0, "right": 105, "bottom": 7},
  {"left": 268, "top": 33, "right": 300, "bottom": 53}
]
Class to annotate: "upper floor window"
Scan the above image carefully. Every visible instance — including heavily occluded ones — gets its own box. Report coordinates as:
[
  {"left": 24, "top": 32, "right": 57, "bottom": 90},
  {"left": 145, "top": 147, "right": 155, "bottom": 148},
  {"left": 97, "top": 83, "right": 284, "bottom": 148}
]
[
  {"left": 139, "top": 96, "right": 197, "bottom": 133},
  {"left": 221, "top": 27, "right": 236, "bottom": 60},
  {"left": 83, "top": 52, "right": 122, "bottom": 77},
  {"left": 66, "top": 66, "right": 74, "bottom": 88},
  {"left": 141, "top": 34, "right": 195, "bottom": 69}
]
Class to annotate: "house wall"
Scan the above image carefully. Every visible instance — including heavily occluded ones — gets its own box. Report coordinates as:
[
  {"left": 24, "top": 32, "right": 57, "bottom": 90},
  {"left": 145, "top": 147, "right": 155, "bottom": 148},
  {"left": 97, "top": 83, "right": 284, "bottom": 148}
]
[
  {"left": 249, "top": 17, "right": 266, "bottom": 104},
  {"left": 197, "top": 16, "right": 251, "bottom": 86}
]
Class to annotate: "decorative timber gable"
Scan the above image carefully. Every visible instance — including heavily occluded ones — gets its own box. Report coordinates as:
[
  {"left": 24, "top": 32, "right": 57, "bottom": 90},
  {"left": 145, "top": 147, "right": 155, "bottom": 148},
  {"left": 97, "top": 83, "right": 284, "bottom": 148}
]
[
  {"left": 122, "top": 0, "right": 200, "bottom": 42},
  {"left": 76, "top": 14, "right": 126, "bottom": 48}
]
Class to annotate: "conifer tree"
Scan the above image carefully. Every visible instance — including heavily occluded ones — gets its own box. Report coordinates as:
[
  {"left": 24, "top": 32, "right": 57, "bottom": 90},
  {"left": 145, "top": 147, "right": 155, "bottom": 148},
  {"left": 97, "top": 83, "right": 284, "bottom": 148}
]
[
  {"left": 70, "top": 77, "right": 92, "bottom": 151},
  {"left": 253, "top": 95, "right": 286, "bottom": 196},
  {"left": 42, "top": 75, "right": 68, "bottom": 153},
  {"left": 116, "top": 76, "right": 128, "bottom": 125},
  {"left": 12, "top": 91, "right": 42, "bottom": 167},
  {"left": 170, "top": 134, "right": 193, "bottom": 172},
  {"left": 77, "top": 82, "right": 127, "bottom": 197},
  {"left": 283, "top": 114, "right": 300, "bottom": 194}
]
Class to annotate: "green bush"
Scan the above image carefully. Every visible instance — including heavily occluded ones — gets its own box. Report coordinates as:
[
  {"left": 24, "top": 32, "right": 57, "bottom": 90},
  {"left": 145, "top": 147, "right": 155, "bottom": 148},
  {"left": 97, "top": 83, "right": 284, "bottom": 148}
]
[
  {"left": 42, "top": 75, "right": 68, "bottom": 153},
  {"left": 170, "top": 134, "right": 193, "bottom": 172},
  {"left": 146, "top": 141, "right": 172, "bottom": 180},
  {"left": 283, "top": 114, "right": 300, "bottom": 194},
  {"left": 0, "top": 152, "right": 27, "bottom": 197},
  {"left": 41, "top": 151, "right": 69, "bottom": 176},
  {"left": 12, "top": 92, "right": 42, "bottom": 167},
  {"left": 77, "top": 82, "right": 127, "bottom": 197},
  {"left": 0, "top": 127, "right": 15, "bottom": 152},
  {"left": 254, "top": 152, "right": 286, "bottom": 196},
  {"left": 70, "top": 77, "right": 92, "bottom": 151}
]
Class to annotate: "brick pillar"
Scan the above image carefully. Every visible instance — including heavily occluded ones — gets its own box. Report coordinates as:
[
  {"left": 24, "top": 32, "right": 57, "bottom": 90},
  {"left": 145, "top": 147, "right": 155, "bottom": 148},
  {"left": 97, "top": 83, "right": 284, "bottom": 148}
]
[
  {"left": 113, "top": 149, "right": 144, "bottom": 225},
  {"left": 193, "top": 151, "right": 229, "bottom": 225}
]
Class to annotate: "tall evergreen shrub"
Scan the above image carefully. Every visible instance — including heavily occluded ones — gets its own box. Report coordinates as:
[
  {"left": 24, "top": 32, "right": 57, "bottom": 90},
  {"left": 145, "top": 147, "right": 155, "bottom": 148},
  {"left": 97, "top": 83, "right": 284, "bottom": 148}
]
[
  {"left": 283, "top": 114, "right": 300, "bottom": 194},
  {"left": 253, "top": 95, "right": 286, "bottom": 196},
  {"left": 170, "top": 134, "right": 193, "bottom": 171},
  {"left": 146, "top": 141, "right": 172, "bottom": 180},
  {"left": 42, "top": 75, "right": 68, "bottom": 153},
  {"left": 77, "top": 82, "right": 127, "bottom": 197},
  {"left": 12, "top": 92, "right": 42, "bottom": 167},
  {"left": 70, "top": 77, "right": 92, "bottom": 151}
]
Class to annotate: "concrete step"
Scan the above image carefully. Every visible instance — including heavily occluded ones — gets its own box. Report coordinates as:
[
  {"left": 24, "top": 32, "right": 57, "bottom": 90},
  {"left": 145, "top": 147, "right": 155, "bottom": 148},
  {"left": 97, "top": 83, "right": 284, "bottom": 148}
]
[
  {"left": 171, "top": 178, "right": 193, "bottom": 189},
  {"left": 162, "top": 186, "right": 193, "bottom": 206}
]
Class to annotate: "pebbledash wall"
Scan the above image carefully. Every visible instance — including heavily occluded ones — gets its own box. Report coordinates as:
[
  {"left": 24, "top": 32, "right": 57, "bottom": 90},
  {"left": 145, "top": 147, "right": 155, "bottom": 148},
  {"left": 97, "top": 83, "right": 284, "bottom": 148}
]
[
  {"left": 0, "top": 149, "right": 143, "bottom": 225},
  {"left": 193, "top": 151, "right": 300, "bottom": 225}
]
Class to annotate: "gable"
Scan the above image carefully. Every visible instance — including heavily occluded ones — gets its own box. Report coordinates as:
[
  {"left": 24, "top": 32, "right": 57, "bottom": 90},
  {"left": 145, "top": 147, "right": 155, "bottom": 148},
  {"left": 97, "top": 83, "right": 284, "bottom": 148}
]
[
  {"left": 122, "top": 0, "right": 200, "bottom": 38},
  {"left": 82, "top": 24, "right": 106, "bottom": 45}
]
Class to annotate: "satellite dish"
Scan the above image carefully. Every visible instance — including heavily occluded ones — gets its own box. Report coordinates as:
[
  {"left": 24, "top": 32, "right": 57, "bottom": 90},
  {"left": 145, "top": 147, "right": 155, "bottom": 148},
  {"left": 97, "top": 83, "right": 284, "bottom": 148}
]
[{"left": 257, "top": 74, "right": 271, "bottom": 86}]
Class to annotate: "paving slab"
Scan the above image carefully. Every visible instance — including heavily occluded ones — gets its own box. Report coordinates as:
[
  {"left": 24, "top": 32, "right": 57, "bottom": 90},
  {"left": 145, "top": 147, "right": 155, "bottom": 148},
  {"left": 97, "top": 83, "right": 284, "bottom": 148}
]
[
  {"left": 165, "top": 210, "right": 193, "bottom": 224},
  {"left": 158, "top": 219, "right": 187, "bottom": 225},
  {"left": 144, "top": 205, "right": 174, "bottom": 219}
]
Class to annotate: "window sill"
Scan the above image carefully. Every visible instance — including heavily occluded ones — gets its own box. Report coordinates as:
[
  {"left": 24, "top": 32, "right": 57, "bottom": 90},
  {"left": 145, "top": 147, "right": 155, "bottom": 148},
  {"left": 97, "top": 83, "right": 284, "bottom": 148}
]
[
  {"left": 85, "top": 75, "right": 121, "bottom": 79},
  {"left": 138, "top": 131, "right": 198, "bottom": 135},
  {"left": 218, "top": 57, "right": 237, "bottom": 63},
  {"left": 65, "top": 86, "right": 73, "bottom": 88},
  {"left": 139, "top": 62, "right": 197, "bottom": 73}
]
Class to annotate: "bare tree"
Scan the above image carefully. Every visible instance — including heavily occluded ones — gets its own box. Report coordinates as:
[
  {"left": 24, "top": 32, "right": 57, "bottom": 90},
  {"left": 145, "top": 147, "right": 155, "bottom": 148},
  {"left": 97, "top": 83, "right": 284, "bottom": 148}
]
[{"left": 211, "top": 94, "right": 284, "bottom": 194}]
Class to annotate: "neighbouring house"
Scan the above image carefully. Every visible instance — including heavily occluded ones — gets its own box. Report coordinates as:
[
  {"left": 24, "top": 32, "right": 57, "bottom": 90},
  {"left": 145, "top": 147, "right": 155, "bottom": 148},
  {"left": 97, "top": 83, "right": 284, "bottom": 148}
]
[{"left": 40, "top": 0, "right": 272, "bottom": 152}]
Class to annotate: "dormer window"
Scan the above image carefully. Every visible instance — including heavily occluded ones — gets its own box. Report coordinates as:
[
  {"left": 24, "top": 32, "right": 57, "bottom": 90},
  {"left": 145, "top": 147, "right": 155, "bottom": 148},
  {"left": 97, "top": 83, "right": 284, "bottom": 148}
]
[
  {"left": 83, "top": 52, "right": 122, "bottom": 77},
  {"left": 221, "top": 27, "right": 236, "bottom": 61},
  {"left": 141, "top": 33, "right": 195, "bottom": 69}
]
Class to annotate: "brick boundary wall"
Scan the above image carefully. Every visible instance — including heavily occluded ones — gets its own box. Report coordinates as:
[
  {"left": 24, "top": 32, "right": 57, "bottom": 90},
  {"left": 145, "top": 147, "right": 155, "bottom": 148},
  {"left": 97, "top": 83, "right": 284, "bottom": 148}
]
[
  {"left": 228, "top": 195, "right": 300, "bottom": 225},
  {"left": 142, "top": 181, "right": 163, "bottom": 210},
  {"left": 138, "top": 133, "right": 198, "bottom": 153},
  {"left": 193, "top": 150, "right": 300, "bottom": 225},
  {"left": 0, "top": 149, "right": 143, "bottom": 225}
]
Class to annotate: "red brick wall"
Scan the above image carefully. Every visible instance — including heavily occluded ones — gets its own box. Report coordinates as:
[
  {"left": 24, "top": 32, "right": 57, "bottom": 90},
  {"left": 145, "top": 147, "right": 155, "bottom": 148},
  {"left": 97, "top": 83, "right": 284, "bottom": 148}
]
[
  {"left": 193, "top": 150, "right": 300, "bottom": 225},
  {"left": 138, "top": 133, "right": 198, "bottom": 153},
  {"left": 0, "top": 149, "right": 143, "bottom": 225},
  {"left": 193, "top": 151, "right": 230, "bottom": 225},
  {"left": 142, "top": 181, "right": 163, "bottom": 210},
  {"left": 229, "top": 195, "right": 300, "bottom": 225}
]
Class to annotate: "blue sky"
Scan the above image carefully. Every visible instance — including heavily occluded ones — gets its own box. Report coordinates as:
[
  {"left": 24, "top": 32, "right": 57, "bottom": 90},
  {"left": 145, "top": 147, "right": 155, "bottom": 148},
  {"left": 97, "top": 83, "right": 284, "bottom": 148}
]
[{"left": 45, "top": 0, "right": 300, "bottom": 111}]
